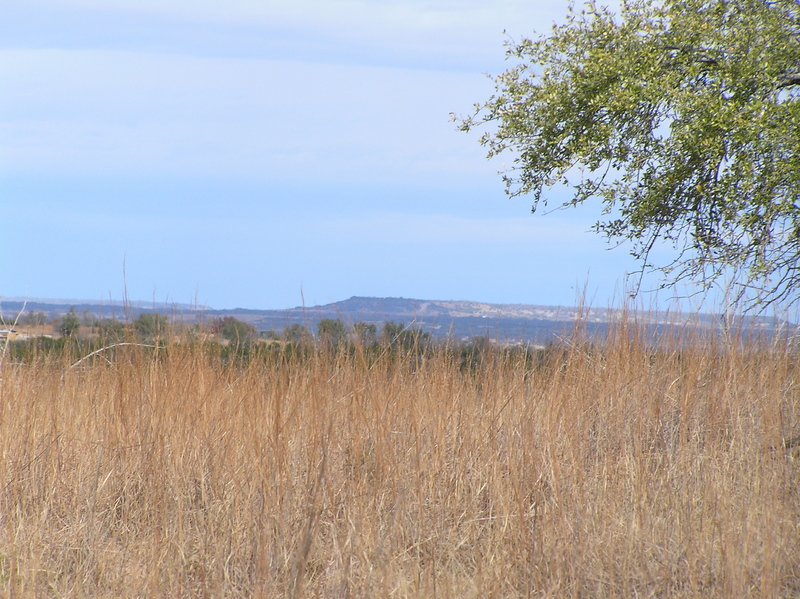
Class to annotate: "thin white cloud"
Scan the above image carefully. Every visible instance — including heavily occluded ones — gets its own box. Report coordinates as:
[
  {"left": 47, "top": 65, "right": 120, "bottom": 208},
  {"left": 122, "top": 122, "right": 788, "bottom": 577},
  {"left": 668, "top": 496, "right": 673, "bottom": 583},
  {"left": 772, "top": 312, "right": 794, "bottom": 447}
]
[
  {"left": 18, "top": 0, "right": 564, "bottom": 31},
  {"left": 0, "top": 48, "right": 496, "bottom": 183},
  {"left": 3, "top": 1, "right": 569, "bottom": 71}
]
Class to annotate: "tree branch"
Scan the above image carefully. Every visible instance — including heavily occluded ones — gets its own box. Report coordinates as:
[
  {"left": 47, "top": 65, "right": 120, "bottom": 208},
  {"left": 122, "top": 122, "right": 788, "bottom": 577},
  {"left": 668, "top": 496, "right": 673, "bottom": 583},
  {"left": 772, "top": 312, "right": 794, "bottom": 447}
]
[{"left": 777, "top": 71, "right": 800, "bottom": 88}]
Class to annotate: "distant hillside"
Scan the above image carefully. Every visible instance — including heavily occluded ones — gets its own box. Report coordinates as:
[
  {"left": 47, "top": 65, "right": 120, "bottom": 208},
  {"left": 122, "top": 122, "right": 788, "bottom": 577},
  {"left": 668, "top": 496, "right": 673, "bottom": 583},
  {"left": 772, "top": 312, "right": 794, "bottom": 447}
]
[
  {"left": 0, "top": 298, "right": 194, "bottom": 322},
  {"left": 2, "top": 295, "right": 795, "bottom": 345},
  {"left": 223, "top": 296, "right": 793, "bottom": 344}
]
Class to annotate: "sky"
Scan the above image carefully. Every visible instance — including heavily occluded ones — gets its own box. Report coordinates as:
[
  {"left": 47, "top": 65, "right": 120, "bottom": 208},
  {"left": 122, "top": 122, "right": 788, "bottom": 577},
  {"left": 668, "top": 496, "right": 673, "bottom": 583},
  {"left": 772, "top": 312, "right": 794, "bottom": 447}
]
[{"left": 0, "top": 0, "right": 679, "bottom": 312}]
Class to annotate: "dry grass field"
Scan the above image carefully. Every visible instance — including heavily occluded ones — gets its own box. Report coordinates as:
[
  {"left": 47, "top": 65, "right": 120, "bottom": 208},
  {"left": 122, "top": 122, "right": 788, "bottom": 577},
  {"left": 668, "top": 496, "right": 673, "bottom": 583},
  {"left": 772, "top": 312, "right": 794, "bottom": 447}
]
[{"left": 1, "top": 321, "right": 799, "bottom": 597}]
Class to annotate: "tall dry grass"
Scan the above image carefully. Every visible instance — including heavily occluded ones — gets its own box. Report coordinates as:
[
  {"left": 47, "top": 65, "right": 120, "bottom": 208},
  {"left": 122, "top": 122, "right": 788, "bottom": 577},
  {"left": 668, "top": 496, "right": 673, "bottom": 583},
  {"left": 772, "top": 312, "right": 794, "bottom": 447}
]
[{"left": 1, "top": 323, "right": 799, "bottom": 597}]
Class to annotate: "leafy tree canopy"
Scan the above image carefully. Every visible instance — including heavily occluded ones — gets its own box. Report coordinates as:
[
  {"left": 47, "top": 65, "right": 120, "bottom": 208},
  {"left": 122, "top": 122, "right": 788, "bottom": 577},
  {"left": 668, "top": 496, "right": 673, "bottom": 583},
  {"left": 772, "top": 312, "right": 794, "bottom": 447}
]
[
  {"left": 22, "top": 311, "right": 48, "bottom": 327},
  {"left": 283, "top": 323, "right": 310, "bottom": 344},
  {"left": 459, "top": 0, "right": 800, "bottom": 308},
  {"left": 353, "top": 322, "right": 378, "bottom": 346},
  {"left": 59, "top": 307, "right": 80, "bottom": 338},
  {"left": 317, "top": 318, "right": 347, "bottom": 347},
  {"left": 382, "top": 321, "right": 407, "bottom": 345},
  {"left": 134, "top": 313, "right": 168, "bottom": 339},
  {"left": 211, "top": 317, "right": 257, "bottom": 345},
  {"left": 97, "top": 318, "right": 125, "bottom": 340},
  {"left": 382, "top": 321, "right": 431, "bottom": 349}
]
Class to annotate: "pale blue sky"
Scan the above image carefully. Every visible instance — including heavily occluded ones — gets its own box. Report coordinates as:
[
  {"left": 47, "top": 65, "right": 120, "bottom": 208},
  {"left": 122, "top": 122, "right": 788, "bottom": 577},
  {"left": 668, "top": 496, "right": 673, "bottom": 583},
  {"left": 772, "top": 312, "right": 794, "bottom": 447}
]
[{"left": 1, "top": 0, "right": 672, "bottom": 311}]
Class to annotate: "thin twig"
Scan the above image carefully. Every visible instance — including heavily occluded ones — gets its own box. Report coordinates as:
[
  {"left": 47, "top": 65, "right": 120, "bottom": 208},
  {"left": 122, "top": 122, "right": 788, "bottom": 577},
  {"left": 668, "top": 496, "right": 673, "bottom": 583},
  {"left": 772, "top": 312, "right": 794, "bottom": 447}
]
[{"left": 70, "top": 343, "right": 158, "bottom": 369}]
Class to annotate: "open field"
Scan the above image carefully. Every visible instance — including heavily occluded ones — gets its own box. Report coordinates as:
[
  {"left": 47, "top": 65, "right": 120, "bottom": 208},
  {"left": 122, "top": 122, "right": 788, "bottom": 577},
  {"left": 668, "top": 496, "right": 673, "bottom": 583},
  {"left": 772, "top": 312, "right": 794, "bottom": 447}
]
[{"left": 1, "top": 324, "right": 799, "bottom": 597}]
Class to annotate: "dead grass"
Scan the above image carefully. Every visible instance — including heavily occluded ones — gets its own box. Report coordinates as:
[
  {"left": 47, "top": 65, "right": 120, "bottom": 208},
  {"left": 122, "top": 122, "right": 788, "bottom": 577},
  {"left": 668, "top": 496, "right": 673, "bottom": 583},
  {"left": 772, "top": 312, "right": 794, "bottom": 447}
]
[{"left": 1, "top": 323, "right": 799, "bottom": 597}]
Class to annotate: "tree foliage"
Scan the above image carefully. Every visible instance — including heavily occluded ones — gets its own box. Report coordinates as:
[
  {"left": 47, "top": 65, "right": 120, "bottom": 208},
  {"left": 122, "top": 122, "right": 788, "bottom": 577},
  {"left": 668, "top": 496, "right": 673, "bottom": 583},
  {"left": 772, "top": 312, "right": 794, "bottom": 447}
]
[
  {"left": 382, "top": 321, "right": 431, "bottom": 349},
  {"left": 459, "top": 0, "right": 800, "bottom": 308},
  {"left": 134, "top": 313, "right": 168, "bottom": 339},
  {"left": 382, "top": 321, "right": 407, "bottom": 346},
  {"left": 97, "top": 318, "right": 125, "bottom": 340},
  {"left": 59, "top": 308, "right": 80, "bottom": 338},
  {"left": 22, "top": 311, "right": 48, "bottom": 326},
  {"left": 210, "top": 316, "right": 257, "bottom": 345},
  {"left": 283, "top": 323, "right": 310, "bottom": 344},
  {"left": 317, "top": 318, "right": 347, "bottom": 347},
  {"left": 353, "top": 322, "right": 378, "bottom": 346}
]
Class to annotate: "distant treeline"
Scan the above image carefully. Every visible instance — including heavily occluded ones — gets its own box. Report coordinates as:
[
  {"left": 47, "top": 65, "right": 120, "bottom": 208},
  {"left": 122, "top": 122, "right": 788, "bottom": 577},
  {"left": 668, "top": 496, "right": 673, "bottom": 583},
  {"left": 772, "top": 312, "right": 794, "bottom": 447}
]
[{"left": 2, "top": 313, "right": 556, "bottom": 373}]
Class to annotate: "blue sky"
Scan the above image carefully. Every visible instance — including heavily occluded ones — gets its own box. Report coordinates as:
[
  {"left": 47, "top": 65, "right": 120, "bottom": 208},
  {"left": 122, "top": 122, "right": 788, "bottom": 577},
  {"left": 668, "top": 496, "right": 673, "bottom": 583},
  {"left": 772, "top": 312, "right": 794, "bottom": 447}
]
[{"left": 1, "top": 0, "right": 673, "bottom": 311}]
